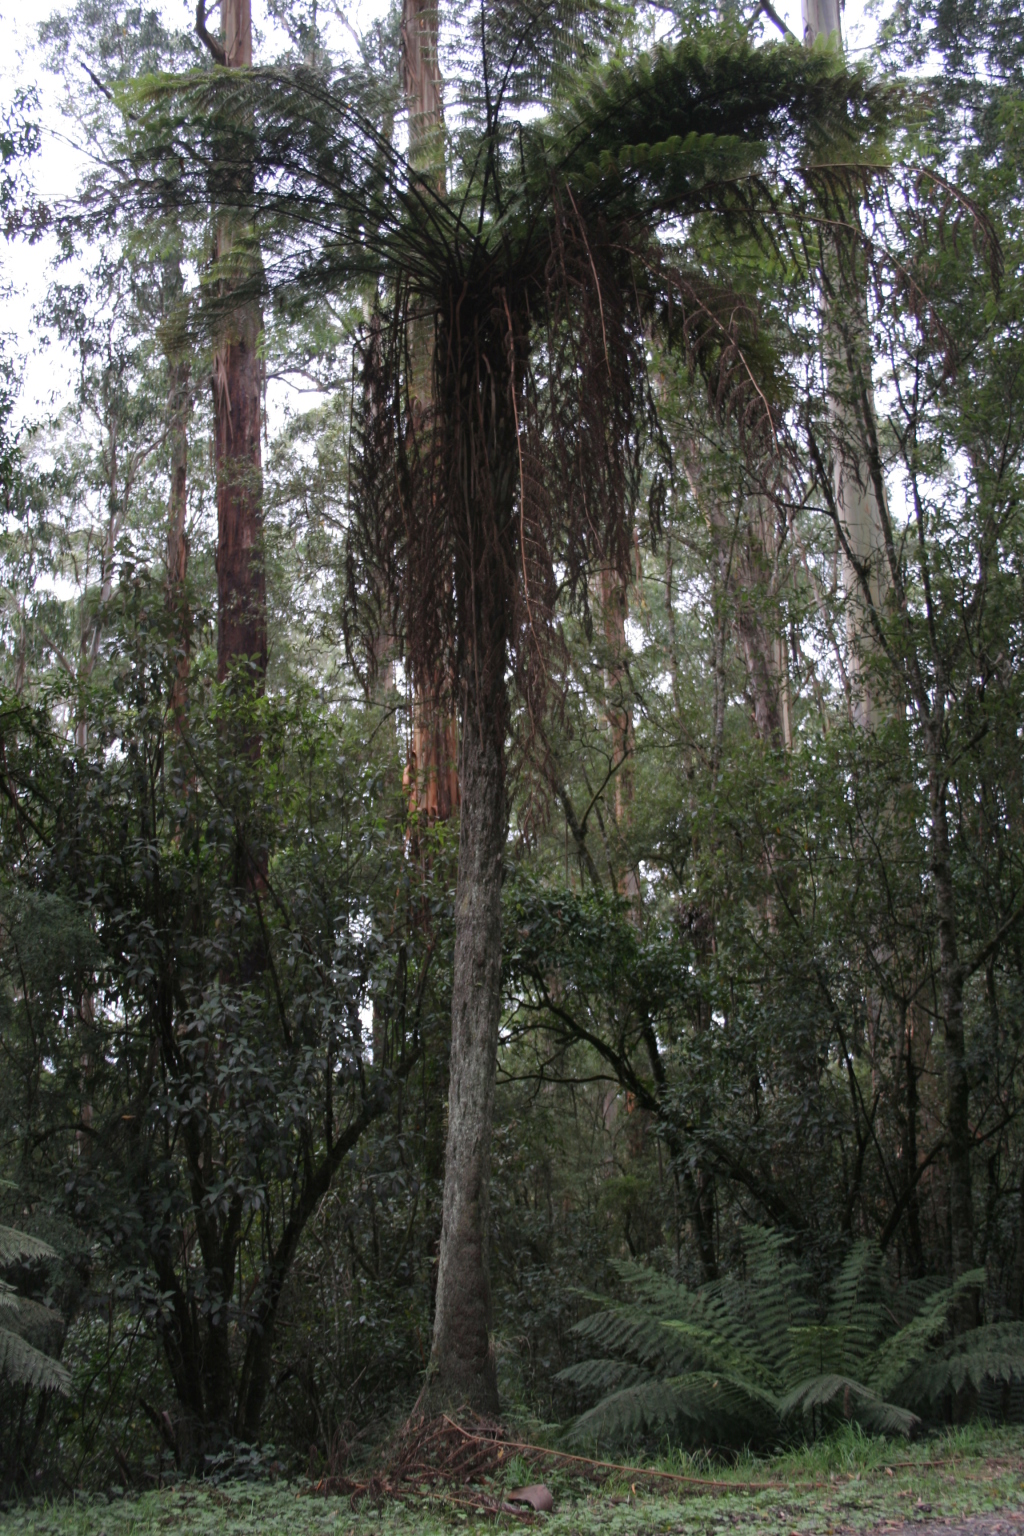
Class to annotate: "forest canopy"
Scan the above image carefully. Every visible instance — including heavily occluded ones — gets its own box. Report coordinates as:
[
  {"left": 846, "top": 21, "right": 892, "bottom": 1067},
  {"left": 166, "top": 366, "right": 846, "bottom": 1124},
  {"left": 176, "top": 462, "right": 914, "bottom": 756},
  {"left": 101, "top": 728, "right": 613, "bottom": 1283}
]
[{"left": 1, "top": 0, "right": 1024, "bottom": 1495}]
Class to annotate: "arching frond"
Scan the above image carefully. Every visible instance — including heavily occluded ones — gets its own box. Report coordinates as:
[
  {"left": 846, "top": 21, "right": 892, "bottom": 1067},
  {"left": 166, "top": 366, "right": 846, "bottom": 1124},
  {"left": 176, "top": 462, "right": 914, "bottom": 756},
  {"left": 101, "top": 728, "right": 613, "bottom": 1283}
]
[
  {"left": 779, "top": 1373, "right": 919, "bottom": 1436},
  {"left": 0, "top": 1224, "right": 58, "bottom": 1265},
  {"left": 562, "top": 1234, "right": 1001, "bottom": 1449},
  {"left": 0, "top": 1326, "right": 71, "bottom": 1395}
]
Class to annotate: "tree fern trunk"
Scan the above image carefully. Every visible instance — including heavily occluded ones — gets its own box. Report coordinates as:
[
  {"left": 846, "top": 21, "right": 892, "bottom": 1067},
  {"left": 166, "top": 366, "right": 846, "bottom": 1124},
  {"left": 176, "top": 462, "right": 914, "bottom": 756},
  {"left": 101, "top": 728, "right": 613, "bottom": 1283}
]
[{"left": 427, "top": 671, "right": 505, "bottom": 1413}]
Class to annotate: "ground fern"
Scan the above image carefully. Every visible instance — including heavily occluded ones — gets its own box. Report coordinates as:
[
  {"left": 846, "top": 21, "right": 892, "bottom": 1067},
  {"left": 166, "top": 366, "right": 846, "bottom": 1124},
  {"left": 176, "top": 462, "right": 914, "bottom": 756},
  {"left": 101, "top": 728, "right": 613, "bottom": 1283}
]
[{"left": 558, "top": 1231, "right": 1024, "bottom": 1448}]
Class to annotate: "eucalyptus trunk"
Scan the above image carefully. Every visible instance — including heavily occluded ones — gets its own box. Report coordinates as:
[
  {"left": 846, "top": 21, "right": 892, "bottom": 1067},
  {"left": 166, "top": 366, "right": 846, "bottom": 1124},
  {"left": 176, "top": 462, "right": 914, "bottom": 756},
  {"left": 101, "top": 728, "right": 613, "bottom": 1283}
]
[
  {"left": 600, "top": 565, "right": 640, "bottom": 904},
  {"left": 200, "top": 0, "right": 267, "bottom": 686},
  {"left": 162, "top": 244, "right": 191, "bottom": 723},
  {"left": 803, "top": 0, "right": 889, "bottom": 730},
  {"left": 403, "top": 0, "right": 458, "bottom": 829}
]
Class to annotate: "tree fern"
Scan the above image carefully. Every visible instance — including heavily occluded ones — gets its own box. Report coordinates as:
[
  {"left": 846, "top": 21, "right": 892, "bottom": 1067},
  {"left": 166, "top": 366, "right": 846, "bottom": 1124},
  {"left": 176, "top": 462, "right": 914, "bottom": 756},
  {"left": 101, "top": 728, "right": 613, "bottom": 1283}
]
[
  {"left": 0, "top": 1225, "right": 61, "bottom": 1266},
  {"left": 0, "top": 1227, "right": 69, "bottom": 1397},
  {"left": 559, "top": 1232, "right": 1024, "bottom": 1448}
]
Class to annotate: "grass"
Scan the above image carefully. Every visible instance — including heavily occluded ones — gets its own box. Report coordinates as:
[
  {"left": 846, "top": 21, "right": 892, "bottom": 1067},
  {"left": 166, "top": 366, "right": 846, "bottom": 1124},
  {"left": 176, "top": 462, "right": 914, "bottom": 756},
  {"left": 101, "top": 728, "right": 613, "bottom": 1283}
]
[{"left": 3, "top": 1423, "right": 1024, "bottom": 1536}]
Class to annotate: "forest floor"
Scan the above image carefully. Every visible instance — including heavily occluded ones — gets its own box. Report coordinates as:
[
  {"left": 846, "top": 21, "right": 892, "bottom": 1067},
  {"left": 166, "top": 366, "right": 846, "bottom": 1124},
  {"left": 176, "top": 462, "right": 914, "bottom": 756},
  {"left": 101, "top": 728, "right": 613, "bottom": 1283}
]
[{"left": 2, "top": 1422, "right": 1024, "bottom": 1536}]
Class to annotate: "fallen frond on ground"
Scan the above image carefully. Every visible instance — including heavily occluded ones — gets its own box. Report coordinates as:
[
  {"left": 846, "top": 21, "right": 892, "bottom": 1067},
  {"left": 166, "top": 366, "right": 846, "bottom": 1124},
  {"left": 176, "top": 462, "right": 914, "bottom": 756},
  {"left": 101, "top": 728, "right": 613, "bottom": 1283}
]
[{"left": 308, "top": 1409, "right": 846, "bottom": 1515}]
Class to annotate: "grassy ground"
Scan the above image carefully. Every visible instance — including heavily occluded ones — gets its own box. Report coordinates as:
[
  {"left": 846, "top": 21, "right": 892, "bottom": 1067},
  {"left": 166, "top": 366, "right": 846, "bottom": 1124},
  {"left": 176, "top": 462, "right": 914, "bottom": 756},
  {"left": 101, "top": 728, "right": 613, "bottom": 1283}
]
[{"left": 3, "top": 1424, "right": 1024, "bottom": 1536}]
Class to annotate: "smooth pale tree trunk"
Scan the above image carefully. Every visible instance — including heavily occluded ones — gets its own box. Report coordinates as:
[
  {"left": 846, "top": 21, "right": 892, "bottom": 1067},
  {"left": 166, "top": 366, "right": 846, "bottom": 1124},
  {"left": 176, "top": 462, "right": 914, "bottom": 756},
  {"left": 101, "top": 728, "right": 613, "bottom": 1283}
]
[
  {"left": 163, "top": 245, "right": 191, "bottom": 723},
  {"left": 599, "top": 566, "right": 640, "bottom": 904},
  {"left": 682, "top": 455, "right": 791, "bottom": 751},
  {"left": 805, "top": 0, "right": 974, "bottom": 1271},
  {"left": 803, "top": 0, "right": 888, "bottom": 730},
  {"left": 428, "top": 674, "right": 505, "bottom": 1412},
  {"left": 600, "top": 569, "right": 635, "bottom": 823}
]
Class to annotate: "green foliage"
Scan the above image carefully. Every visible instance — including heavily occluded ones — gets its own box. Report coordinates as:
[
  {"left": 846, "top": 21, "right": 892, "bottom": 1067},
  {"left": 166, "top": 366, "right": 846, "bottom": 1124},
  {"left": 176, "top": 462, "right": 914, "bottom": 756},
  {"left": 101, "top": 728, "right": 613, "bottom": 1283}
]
[
  {"left": 0, "top": 1224, "right": 69, "bottom": 1397},
  {"left": 560, "top": 1233, "right": 1024, "bottom": 1447},
  {"left": 1, "top": 0, "right": 1023, "bottom": 1491}
]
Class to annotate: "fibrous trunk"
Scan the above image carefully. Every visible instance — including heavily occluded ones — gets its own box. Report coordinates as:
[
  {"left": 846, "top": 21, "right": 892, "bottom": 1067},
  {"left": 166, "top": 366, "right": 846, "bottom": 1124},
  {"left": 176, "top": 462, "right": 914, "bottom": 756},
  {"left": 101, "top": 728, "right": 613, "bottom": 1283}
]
[
  {"left": 428, "top": 672, "right": 505, "bottom": 1412},
  {"left": 425, "top": 299, "right": 516, "bottom": 1411}
]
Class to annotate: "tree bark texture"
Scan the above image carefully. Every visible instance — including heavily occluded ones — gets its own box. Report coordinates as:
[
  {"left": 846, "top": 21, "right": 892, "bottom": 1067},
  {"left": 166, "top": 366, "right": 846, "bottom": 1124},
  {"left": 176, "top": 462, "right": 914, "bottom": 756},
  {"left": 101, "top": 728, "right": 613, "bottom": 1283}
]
[
  {"left": 401, "top": 0, "right": 443, "bottom": 191},
  {"left": 428, "top": 681, "right": 505, "bottom": 1412},
  {"left": 213, "top": 280, "right": 265, "bottom": 684},
  {"left": 163, "top": 248, "right": 191, "bottom": 723},
  {"left": 928, "top": 745, "right": 974, "bottom": 1275},
  {"left": 211, "top": 0, "right": 267, "bottom": 687},
  {"left": 407, "top": 698, "right": 460, "bottom": 822},
  {"left": 402, "top": 0, "right": 458, "bottom": 828},
  {"left": 423, "top": 281, "right": 519, "bottom": 1411}
]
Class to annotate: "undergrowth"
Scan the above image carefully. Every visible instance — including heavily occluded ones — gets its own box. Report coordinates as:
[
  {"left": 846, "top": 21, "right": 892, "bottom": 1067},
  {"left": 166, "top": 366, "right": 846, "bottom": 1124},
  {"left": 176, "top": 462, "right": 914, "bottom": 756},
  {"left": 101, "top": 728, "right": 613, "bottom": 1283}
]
[{"left": 1, "top": 1422, "right": 1023, "bottom": 1536}]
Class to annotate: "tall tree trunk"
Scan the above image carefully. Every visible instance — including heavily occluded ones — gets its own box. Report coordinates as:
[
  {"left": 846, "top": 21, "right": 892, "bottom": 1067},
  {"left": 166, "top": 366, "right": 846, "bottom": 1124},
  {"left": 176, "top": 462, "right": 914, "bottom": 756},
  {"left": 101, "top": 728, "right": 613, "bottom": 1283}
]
[
  {"left": 683, "top": 454, "right": 790, "bottom": 751},
  {"left": 803, "top": 0, "right": 888, "bottom": 730},
  {"left": 199, "top": 0, "right": 267, "bottom": 687},
  {"left": 599, "top": 566, "right": 639, "bottom": 902},
  {"left": 428, "top": 671, "right": 505, "bottom": 1412},
  {"left": 403, "top": 0, "right": 458, "bottom": 830},
  {"left": 928, "top": 741, "right": 974, "bottom": 1274},
  {"left": 904, "top": 1001, "right": 926, "bottom": 1277},
  {"left": 162, "top": 244, "right": 191, "bottom": 724},
  {"left": 424, "top": 285, "right": 517, "bottom": 1411}
]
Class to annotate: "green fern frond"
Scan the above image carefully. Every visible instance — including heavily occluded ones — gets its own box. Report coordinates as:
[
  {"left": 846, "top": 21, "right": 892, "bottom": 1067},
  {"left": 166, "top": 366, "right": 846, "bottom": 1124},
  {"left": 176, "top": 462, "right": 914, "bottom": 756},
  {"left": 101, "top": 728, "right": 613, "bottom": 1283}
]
[
  {"left": 899, "top": 1323, "right": 1024, "bottom": 1404},
  {"left": 572, "top": 1371, "right": 779, "bottom": 1446},
  {"left": 0, "top": 1326, "right": 70, "bottom": 1395},
  {"left": 6, "top": 1293, "right": 65, "bottom": 1355},
  {"left": 0, "top": 1221, "right": 66, "bottom": 1394},
  {"left": 0, "top": 1224, "right": 58, "bottom": 1265},
  {"left": 605, "top": 1259, "right": 696, "bottom": 1316},
  {"left": 567, "top": 1238, "right": 1008, "bottom": 1450},
  {"left": 779, "top": 1373, "right": 919, "bottom": 1436},
  {"left": 825, "top": 1241, "right": 888, "bottom": 1367},
  {"left": 697, "top": 1279, "right": 770, "bottom": 1373},
  {"left": 556, "top": 1357, "right": 653, "bottom": 1394},
  {"left": 735, "top": 1229, "right": 815, "bottom": 1379},
  {"left": 571, "top": 1302, "right": 692, "bottom": 1371},
  {"left": 662, "top": 1312, "right": 777, "bottom": 1385},
  {"left": 868, "top": 1269, "right": 987, "bottom": 1398}
]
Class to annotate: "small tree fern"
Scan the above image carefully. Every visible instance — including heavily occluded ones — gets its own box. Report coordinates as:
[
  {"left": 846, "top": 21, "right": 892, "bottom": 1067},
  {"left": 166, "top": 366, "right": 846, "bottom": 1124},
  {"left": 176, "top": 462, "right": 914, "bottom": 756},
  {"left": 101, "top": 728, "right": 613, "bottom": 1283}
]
[
  {"left": 558, "top": 1230, "right": 1024, "bottom": 1447},
  {"left": 0, "top": 1224, "right": 70, "bottom": 1397}
]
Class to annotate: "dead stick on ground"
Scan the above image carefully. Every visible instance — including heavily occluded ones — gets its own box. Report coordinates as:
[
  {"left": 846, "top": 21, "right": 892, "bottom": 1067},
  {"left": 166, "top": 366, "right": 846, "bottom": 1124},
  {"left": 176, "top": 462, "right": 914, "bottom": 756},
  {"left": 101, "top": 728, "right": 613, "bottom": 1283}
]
[{"left": 440, "top": 1417, "right": 791, "bottom": 1493}]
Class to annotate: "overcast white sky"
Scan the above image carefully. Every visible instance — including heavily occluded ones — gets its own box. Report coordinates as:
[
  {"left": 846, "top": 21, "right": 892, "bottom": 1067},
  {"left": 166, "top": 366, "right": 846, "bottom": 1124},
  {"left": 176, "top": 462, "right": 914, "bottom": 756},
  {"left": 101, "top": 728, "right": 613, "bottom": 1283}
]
[{"left": 0, "top": 0, "right": 889, "bottom": 428}]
